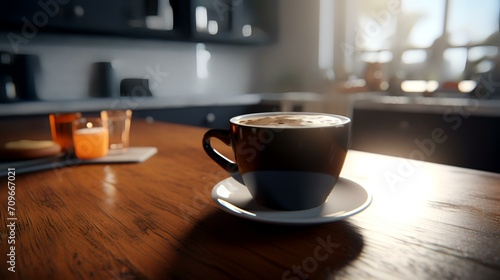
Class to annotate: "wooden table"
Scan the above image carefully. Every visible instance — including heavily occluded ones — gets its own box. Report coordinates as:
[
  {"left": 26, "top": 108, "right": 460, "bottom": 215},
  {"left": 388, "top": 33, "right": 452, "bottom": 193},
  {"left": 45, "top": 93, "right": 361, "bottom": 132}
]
[{"left": 1, "top": 120, "right": 499, "bottom": 279}]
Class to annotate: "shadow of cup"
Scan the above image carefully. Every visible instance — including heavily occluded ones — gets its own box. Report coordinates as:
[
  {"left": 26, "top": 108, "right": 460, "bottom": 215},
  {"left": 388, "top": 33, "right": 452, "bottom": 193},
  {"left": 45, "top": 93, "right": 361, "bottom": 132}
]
[{"left": 168, "top": 211, "right": 364, "bottom": 279}]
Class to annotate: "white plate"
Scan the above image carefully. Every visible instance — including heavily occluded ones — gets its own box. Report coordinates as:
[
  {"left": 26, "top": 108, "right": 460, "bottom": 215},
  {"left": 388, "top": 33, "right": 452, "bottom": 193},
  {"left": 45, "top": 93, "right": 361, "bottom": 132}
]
[{"left": 211, "top": 177, "right": 372, "bottom": 225}]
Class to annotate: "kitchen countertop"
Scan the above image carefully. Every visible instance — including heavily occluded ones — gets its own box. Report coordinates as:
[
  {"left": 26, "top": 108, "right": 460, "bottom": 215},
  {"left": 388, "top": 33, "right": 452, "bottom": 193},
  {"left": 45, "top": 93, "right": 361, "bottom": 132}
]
[
  {"left": 0, "top": 94, "right": 262, "bottom": 117},
  {"left": 352, "top": 93, "right": 500, "bottom": 117}
]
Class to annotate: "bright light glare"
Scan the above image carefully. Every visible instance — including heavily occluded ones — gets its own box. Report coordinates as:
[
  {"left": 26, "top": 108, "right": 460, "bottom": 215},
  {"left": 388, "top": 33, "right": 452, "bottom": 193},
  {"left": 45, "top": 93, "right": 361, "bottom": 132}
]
[
  {"left": 318, "top": 0, "right": 334, "bottom": 71},
  {"left": 195, "top": 6, "right": 208, "bottom": 32},
  {"left": 362, "top": 52, "right": 393, "bottom": 63},
  {"left": 361, "top": 52, "right": 378, "bottom": 63},
  {"left": 242, "top": 24, "right": 252, "bottom": 37},
  {"left": 196, "top": 43, "right": 211, "bottom": 79},
  {"left": 426, "top": 80, "right": 439, "bottom": 92},
  {"left": 208, "top": 20, "right": 218, "bottom": 35},
  {"left": 402, "top": 50, "right": 427, "bottom": 64},
  {"left": 217, "top": 199, "right": 256, "bottom": 216},
  {"left": 468, "top": 46, "right": 498, "bottom": 62},
  {"left": 403, "top": 0, "right": 445, "bottom": 48},
  {"left": 458, "top": 80, "right": 477, "bottom": 92},
  {"left": 447, "top": 0, "right": 499, "bottom": 45},
  {"left": 444, "top": 48, "right": 467, "bottom": 80},
  {"left": 401, "top": 80, "right": 427, "bottom": 92},
  {"left": 378, "top": 51, "right": 393, "bottom": 63},
  {"left": 375, "top": 168, "right": 434, "bottom": 223},
  {"left": 216, "top": 186, "right": 231, "bottom": 198},
  {"left": 102, "top": 165, "right": 116, "bottom": 207},
  {"left": 5, "top": 82, "right": 16, "bottom": 99},
  {"left": 476, "top": 60, "right": 494, "bottom": 73},
  {"left": 401, "top": 80, "right": 438, "bottom": 92}
]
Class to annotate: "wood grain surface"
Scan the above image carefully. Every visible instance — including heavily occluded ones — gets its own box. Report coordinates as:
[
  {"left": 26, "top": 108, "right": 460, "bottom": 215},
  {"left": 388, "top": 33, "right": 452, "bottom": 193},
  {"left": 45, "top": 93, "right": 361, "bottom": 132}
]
[{"left": 0, "top": 119, "right": 499, "bottom": 279}]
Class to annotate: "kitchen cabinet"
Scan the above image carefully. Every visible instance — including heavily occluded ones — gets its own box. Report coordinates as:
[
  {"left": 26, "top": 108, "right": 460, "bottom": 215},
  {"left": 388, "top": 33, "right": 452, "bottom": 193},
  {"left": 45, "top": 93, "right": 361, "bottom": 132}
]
[
  {"left": 133, "top": 104, "right": 261, "bottom": 128},
  {"left": 0, "top": 0, "right": 277, "bottom": 45},
  {"left": 350, "top": 96, "right": 500, "bottom": 173}
]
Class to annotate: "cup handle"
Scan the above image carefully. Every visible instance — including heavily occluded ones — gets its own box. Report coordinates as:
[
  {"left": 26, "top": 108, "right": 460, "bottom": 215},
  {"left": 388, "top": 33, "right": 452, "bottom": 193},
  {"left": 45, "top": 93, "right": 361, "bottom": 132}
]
[{"left": 202, "top": 129, "right": 244, "bottom": 184}]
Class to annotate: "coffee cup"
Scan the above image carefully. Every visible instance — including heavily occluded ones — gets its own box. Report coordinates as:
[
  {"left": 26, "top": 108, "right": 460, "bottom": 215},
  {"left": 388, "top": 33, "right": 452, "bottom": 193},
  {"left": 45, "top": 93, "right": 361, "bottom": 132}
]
[{"left": 202, "top": 112, "right": 351, "bottom": 211}]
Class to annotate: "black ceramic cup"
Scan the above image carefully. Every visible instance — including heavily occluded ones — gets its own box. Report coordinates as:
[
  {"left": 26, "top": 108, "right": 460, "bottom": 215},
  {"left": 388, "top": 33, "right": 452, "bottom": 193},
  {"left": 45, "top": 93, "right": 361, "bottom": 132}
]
[{"left": 203, "top": 112, "right": 351, "bottom": 211}]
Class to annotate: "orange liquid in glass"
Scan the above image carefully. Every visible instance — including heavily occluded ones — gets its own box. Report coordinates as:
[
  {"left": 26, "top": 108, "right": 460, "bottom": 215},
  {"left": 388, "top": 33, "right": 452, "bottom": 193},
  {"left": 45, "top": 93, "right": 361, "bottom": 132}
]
[
  {"left": 49, "top": 113, "right": 81, "bottom": 152},
  {"left": 73, "top": 127, "right": 109, "bottom": 159}
]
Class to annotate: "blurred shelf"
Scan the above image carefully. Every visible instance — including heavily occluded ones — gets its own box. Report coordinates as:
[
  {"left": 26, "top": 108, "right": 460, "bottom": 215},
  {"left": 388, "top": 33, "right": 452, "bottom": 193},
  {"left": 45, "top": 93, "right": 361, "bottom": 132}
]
[
  {"left": 353, "top": 93, "right": 500, "bottom": 117},
  {"left": 0, "top": 94, "right": 262, "bottom": 117}
]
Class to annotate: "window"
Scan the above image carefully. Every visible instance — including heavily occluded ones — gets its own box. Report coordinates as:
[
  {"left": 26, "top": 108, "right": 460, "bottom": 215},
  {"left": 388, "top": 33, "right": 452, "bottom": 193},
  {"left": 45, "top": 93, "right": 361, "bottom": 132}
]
[{"left": 339, "top": 0, "right": 500, "bottom": 93}]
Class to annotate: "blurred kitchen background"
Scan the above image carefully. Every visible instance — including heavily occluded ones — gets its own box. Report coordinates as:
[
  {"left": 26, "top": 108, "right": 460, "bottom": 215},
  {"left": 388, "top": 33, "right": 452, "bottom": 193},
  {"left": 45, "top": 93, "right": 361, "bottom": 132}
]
[{"left": 1, "top": 0, "right": 499, "bottom": 172}]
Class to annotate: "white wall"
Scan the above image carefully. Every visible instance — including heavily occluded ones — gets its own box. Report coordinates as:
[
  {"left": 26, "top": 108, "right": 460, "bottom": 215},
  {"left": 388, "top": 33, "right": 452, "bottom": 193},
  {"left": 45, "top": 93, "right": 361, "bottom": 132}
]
[
  {"left": 252, "top": 0, "right": 329, "bottom": 93},
  {"left": 251, "top": 0, "right": 351, "bottom": 115},
  {"left": 0, "top": 33, "right": 258, "bottom": 100}
]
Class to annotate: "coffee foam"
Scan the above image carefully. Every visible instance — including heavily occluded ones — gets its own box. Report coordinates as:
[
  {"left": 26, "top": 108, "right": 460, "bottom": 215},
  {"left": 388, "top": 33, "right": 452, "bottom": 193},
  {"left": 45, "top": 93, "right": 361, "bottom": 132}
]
[{"left": 237, "top": 114, "right": 344, "bottom": 127}]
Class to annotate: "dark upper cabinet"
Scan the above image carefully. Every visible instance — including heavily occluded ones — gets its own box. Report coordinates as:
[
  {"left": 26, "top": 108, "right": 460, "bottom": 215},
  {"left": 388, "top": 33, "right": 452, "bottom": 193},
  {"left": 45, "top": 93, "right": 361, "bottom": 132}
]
[
  {"left": 0, "top": 0, "right": 277, "bottom": 44},
  {"left": 189, "top": 0, "right": 275, "bottom": 44},
  {"left": 0, "top": 1, "right": 132, "bottom": 34}
]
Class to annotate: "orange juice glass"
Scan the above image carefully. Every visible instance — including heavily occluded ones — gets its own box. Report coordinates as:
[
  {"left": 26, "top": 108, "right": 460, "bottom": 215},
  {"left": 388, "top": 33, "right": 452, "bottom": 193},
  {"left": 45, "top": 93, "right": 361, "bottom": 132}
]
[
  {"left": 49, "top": 113, "right": 81, "bottom": 152},
  {"left": 72, "top": 115, "right": 109, "bottom": 159}
]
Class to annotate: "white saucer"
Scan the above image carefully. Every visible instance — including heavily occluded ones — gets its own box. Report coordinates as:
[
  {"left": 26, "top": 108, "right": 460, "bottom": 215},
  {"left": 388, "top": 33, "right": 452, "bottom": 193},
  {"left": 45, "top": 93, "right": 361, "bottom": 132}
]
[{"left": 211, "top": 177, "right": 372, "bottom": 225}]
